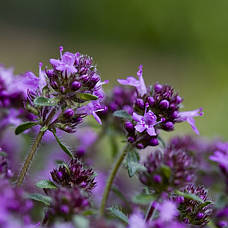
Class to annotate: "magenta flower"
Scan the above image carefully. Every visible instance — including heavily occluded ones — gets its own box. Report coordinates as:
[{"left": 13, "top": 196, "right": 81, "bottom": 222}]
[
  {"left": 128, "top": 211, "right": 147, "bottom": 228},
  {"left": 76, "top": 101, "right": 104, "bottom": 124},
  {"left": 159, "top": 200, "right": 179, "bottom": 222},
  {"left": 50, "top": 49, "right": 77, "bottom": 78},
  {"left": 133, "top": 110, "right": 158, "bottom": 136},
  {"left": 176, "top": 108, "right": 203, "bottom": 135},
  {"left": 118, "top": 65, "right": 147, "bottom": 97},
  {"left": 210, "top": 142, "right": 228, "bottom": 173}
]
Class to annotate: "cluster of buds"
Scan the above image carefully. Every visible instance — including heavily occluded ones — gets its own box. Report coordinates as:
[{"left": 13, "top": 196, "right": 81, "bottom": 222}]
[
  {"left": 0, "top": 178, "right": 33, "bottom": 226},
  {"left": 43, "top": 187, "right": 89, "bottom": 225},
  {"left": 173, "top": 184, "right": 214, "bottom": 226},
  {"left": 50, "top": 159, "right": 96, "bottom": 192},
  {"left": 0, "top": 65, "right": 34, "bottom": 130},
  {"left": 118, "top": 65, "right": 203, "bottom": 149},
  {"left": 139, "top": 144, "right": 195, "bottom": 193},
  {"left": 44, "top": 159, "right": 96, "bottom": 224},
  {"left": 24, "top": 47, "right": 107, "bottom": 133}
]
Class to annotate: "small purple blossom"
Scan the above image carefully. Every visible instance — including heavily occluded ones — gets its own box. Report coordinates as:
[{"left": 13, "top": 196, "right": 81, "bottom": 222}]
[
  {"left": 118, "top": 65, "right": 147, "bottom": 97},
  {"left": 50, "top": 51, "right": 77, "bottom": 78},
  {"left": 128, "top": 211, "right": 147, "bottom": 228},
  {"left": 158, "top": 200, "right": 179, "bottom": 222},
  {"left": 176, "top": 108, "right": 203, "bottom": 135},
  {"left": 133, "top": 110, "right": 158, "bottom": 136}
]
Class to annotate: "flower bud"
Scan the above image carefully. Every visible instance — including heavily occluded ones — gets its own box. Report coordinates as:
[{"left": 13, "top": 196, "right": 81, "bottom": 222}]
[
  {"left": 71, "top": 81, "right": 81, "bottom": 91},
  {"left": 148, "top": 96, "right": 155, "bottom": 107},
  {"left": 125, "top": 121, "right": 134, "bottom": 132},
  {"left": 159, "top": 99, "right": 169, "bottom": 109},
  {"left": 154, "top": 83, "right": 163, "bottom": 92},
  {"left": 136, "top": 98, "right": 145, "bottom": 109},
  {"left": 149, "top": 137, "right": 159, "bottom": 146},
  {"left": 164, "top": 121, "right": 174, "bottom": 131},
  {"left": 63, "top": 109, "right": 74, "bottom": 118}
]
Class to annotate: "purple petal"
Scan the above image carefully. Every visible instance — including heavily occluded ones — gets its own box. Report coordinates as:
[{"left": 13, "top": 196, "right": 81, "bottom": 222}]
[
  {"left": 133, "top": 112, "right": 143, "bottom": 122},
  {"left": 146, "top": 126, "right": 156, "bottom": 136},
  {"left": 135, "top": 124, "right": 146, "bottom": 133}
]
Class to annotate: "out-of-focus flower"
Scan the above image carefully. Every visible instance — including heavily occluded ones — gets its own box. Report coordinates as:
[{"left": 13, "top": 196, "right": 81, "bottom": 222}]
[
  {"left": 43, "top": 187, "right": 89, "bottom": 225},
  {"left": 214, "top": 206, "right": 228, "bottom": 228},
  {"left": 158, "top": 200, "right": 179, "bottom": 222},
  {"left": 210, "top": 142, "right": 228, "bottom": 176},
  {"left": 139, "top": 144, "right": 195, "bottom": 193},
  {"left": 0, "top": 178, "right": 33, "bottom": 227},
  {"left": 128, "top": 211, "right": 147, "bottom": 228}
]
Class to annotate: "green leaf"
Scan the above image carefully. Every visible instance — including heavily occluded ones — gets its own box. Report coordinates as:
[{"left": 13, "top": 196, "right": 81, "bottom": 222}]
[
  {"left": 160, "top": 165, "right": 171, "bottom": 179},
  {"left": 113, "top": 110, "right": 133, "bottom": 121},
  {"left": 73, "top": 215, "right": 89, "bottom": 228},
  {"left": 52, "top": 131, "right": 74, "bottom": 158},
  {"left": 174, "top": 190, "right": 204, "bottom": 203},
  {"left": 126, "top": 149, "right": 142, "bottom": 177},
  {"left": 82, "top": 209, "right": 97, "bottom": 216},
  {"left": 26, "top": 193, "right": 52, "bottom": 206},
  {"left": 0, "top": 151, "right": 7, "bottom": 157},
  {"left": 107, "top": 207, "right": 128, "bottom": 224},
  {"left": 77, "top": 93, "right": 98, "bottom": 101},
  {"left": 132, "top": 193, "right": 156, "bottom": 205},
  {"left": 15, "top": 121, "right": 38, "bottom": 135},
  {"left": 34, "top": 96, "right": 59, "bottom": 107},
  {"left": 36, "top": 180, "right": 57, "bottom": 189}
]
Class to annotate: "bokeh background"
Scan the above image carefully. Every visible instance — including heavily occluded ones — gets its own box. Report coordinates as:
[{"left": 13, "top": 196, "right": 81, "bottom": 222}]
[{"left": 1, "top": 0, "right": 228, "bottom": 139}]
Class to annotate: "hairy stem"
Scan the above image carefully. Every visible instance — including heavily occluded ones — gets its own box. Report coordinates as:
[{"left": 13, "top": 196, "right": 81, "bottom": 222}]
[
  {"left": 99, "top": 144, "right": 129, "bottom": 216},
  {"left": 16, "top": 130, "right": 45, "bottom": 186},
  {"left": 16, "top": 109, "right": 56, "bottom": 186}
]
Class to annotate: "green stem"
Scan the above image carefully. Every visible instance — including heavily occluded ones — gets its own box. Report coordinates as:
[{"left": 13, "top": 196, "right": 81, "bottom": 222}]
[
  {"left": 99, "top": 144, "right": 129, "bottom": 217},
  {"left": 16, "top": 129, "right": 45, "bottom": 186},
  {"left": 16, "top": 109, "right": 56, "bottom": 186}
]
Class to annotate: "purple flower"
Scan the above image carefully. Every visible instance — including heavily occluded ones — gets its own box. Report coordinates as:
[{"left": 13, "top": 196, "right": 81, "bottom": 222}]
[
  {"left": 133, "top": 110, "right": 158, "bottom": 136},
  {"left": 210, "top": 142, "right": 228, "bottom": 175},
  {"left": 76, "top": 101, "right": 104, "bottom": 124},
  {"left": 50, "top": 51, "right": 77, "bottom": 78},
  {"left": 176, "top": 108, "right": 203, "bottom": 135},
  {"left": 118, "top": 65, "right": 147, "bottom": 97},
  {"left": 128, "top": 211, "right": 147, "bottom": 228},
  {"left": 158, "top": 200, "right": 179, "bottom": 222},
  {"left": 50, "top": 158, "right": 96, "bottom": 192}
]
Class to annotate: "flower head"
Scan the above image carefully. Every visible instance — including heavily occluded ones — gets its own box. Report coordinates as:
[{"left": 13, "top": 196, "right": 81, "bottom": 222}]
[
  {"left": 50, "top": 159, "right": 96, "bottom": 192},
  {"left": 173, "top": 184, "right": 214, "bottom": 226}
]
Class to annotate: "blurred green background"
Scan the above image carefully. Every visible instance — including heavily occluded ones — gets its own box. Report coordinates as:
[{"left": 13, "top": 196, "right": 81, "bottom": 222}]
[{"left": 0, "top": 0, "right": 228, "bottom": 139}]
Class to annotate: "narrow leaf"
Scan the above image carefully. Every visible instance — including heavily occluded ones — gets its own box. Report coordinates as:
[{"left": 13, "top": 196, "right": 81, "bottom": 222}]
[
  {"left": 132, "top": 193, "right": 155, "bottom": 205},
  {"left": 113, "top": 110, "right": 132, "bottom": 121},
  {"left": 175, "top": 190, "right": 204, "bottom": 203},
  {"left": 15, "top": 122, "right": 38, "bottom": 135},
  {"left": 34, "top": 96, "right": 59, "bottom": 107},
  {"left": 77, "top": 93, "right": 98, "bottom": 101},
  {"left": 52, "top": 131, "right": 74, "bottom": 158},
  {"left": 0, "top": 151, "right": 7, "bottom": 157},
  {"left": 26, "top": 193, "right": 52, "bottom": 206},
  {"left": 107, "top": 207, "right": 128, "bottom": 224},
  {"left": 36, "top": 180, "right": 57, "bottom": 189},
  {"left": 126, "top": 149, "right": 141, "bottom": 177}
]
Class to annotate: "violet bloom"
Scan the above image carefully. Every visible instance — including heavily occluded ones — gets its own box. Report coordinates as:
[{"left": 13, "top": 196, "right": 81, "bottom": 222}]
[
  {"left": 210, "top": 142, "right": 228, "bottom": 175},
  {"left": 118, "top": 65, "right": 147, "bottom": 97},
  {"left": 176, "top": 108, "right": 203, "bottom": 135},
  {"left": 50, "top": 49, "right": 77, "bottom": 78},
  {"left": 76, "top": 101, "right": 104, "bottom": 124},
  {"left": 159, "top": 200, "right": 179, "bottom": 222},
  {"left": 133, "top": 110, "right": 158, "bottom": 136},
  {"left": 128, "top": 211, "right": 147, "bottom": 228}
]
